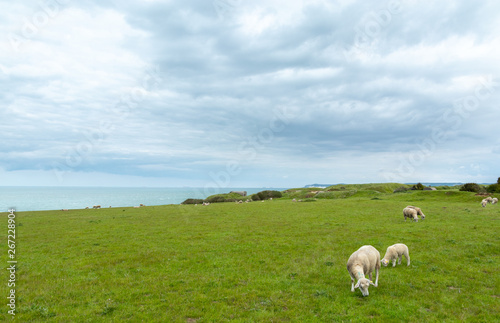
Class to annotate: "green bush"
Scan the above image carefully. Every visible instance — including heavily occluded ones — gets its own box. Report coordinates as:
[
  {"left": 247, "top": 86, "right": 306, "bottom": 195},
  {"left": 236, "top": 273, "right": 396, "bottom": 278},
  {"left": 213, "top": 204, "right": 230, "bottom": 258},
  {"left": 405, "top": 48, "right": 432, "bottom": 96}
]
[
  {"left": 250, "top": 194, "right": 260, "bottom": 201},
  {"left": 486, "top": 183, "right": 500, "bottom": 193},
  {"left": 181, "top": 199, "right": 204, "bottom": 205},
  {"left": 252, "top": 190, "right": 282, "bottom": 201},
  {"left": 459, "top": 183, "right": 486, "bottom": 193},
  {"left": 411, "top": 183, "right": 425, "bottom": 190}
]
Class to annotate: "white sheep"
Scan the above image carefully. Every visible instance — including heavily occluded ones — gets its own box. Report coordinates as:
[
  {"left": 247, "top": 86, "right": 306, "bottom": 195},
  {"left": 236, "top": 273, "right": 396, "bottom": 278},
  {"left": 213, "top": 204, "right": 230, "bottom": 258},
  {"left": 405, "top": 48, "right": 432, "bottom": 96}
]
[
  {"left": 403, "top": 207, "right": 419, "bottom": 222},
  {"left": 481, "top": 199, "right": 488, "bottom": 207},
  {"left": 492, "top": 198, "right": 498, "bottom": 204},
  {"left": 381, "top": 243, "right": 410, "bottom": 267},
  {"left": 485, "top": 197, "right": 493, "bottom": 203},
  {"left": 346, "top": 245, "right": 380, "bottom": 297},
  {"left": 406, "top": 205, "right": 425, "bottom": 220}
]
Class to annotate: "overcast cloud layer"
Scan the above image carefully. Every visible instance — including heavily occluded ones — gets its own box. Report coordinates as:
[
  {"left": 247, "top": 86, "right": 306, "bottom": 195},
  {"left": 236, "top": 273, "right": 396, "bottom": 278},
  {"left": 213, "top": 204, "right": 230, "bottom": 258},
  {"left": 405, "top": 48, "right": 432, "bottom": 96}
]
[{"left": 1, "top": 0, "right": 499, "bottom": 188}]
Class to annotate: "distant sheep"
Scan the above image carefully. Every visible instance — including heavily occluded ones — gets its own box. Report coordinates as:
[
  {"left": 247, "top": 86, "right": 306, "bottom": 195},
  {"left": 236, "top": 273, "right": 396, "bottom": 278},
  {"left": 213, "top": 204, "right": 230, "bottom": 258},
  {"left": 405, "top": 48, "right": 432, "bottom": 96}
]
[
  {"left": 481, "top": 199, "right": 488, "bottom": 207},
  {"left": 403, "top": 207, "right": 419, "bottom": 222},
  {"left": 93, "top": 205, "right": 101, "bottom": 209},
  {"left": 346, "top": 245, "right": 380, "bottom": 297},
  {"left": 406, "top": 205, "right": 425, "bottom": 220},
  {"left": 492, "top": 198, "right": 498, "bottom": 204},
  {"left": 485, "top": 197, "right": 493, "bottom": 203},
  {"left": 381, "top": 243, "right": 410, "bottom": 267}
]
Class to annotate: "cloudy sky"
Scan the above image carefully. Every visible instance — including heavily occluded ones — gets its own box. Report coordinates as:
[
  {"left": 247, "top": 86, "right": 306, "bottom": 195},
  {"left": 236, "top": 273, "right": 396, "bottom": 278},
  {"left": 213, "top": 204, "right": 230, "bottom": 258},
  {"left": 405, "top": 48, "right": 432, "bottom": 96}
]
[{"left": 1, "top": 0, "right": 499, "bottom": 189}]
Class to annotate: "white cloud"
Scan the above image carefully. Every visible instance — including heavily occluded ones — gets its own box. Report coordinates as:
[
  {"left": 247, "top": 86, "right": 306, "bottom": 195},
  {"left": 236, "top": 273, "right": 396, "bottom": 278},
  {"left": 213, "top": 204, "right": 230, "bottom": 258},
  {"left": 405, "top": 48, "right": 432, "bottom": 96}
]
[{"left": 1, "top": 0, "right": 500, "bottom": 187}]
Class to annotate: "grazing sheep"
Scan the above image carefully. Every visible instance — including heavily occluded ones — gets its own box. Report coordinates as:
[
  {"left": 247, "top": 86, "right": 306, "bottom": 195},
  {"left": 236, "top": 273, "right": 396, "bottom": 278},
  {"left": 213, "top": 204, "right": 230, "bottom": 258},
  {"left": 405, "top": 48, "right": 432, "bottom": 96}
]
[
  {"left": 403, "top": 207, "right": 419, "bottom": 222},
  {"left": 481, "top": 199, "right": 488, "bottom": 207},
  {"left": 406, "top": 205, "right": 425, "bottom": 220},
  {"left": 346, "top": 245, "right": 381, "bottom": 297},
  {"left": 492, "top": 198, "right": 498, "bottom": 204},
  {"left": 381, "top": 243, "right": 410, "bottom": 267},
  {"left": 140, "top": 204, "right": 145, "bottom": 207},
  {"left": 485, "top": 197, "right": 493, "bottom": 203},
  {"left": 93, "top": 205, "right": 101, "bottom": 209}
]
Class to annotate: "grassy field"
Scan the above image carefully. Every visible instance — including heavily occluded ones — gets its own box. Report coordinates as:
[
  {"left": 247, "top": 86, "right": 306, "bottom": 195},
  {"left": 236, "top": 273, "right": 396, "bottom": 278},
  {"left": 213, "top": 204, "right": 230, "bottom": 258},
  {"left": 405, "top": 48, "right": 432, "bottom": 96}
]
[{"left": 1, "top": 189, "right": 499, "bottom": 322}]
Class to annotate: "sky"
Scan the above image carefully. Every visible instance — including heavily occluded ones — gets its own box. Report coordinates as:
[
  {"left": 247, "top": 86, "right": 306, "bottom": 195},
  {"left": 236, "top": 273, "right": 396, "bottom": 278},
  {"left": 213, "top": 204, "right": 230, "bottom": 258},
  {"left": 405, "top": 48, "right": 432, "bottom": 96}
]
[{"left": 1, "top": 0, "right": 500, "bottom": 189}]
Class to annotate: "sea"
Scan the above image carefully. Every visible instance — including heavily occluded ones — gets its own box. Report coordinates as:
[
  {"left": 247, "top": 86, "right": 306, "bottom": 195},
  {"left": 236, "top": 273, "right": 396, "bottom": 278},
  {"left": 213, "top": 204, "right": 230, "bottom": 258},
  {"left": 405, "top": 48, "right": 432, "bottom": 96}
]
[{"left": 0, "top": 187, "right": 289, "bottom": 212}]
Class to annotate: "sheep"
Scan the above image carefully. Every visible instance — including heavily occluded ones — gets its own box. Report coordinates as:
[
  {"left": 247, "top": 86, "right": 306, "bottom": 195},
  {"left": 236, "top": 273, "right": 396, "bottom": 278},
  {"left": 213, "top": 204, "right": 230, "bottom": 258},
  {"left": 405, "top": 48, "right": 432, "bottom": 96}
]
[
  {"left": 403, "top": 207, "right": 419, "bottom": 222},
  {"left": 406, "top": 205, "right": 425, "bottom": 220},
  {"left": 485, "top": 197, "right": 493, "bottom": 203},
  {"left": 481, "top": 199, "right": 488, "bottom": 207},
  {"left": 492, "top": 198, "right": 498, "bottom": 204},
  {"left": 346, "top": 245, "right": 380, "bottom": 297},
  {"left": 381, "top": 243, "right": 410, "bottom": 267},
  {"left": 93, "top": 205, "right": 101, "bottom": 209}
]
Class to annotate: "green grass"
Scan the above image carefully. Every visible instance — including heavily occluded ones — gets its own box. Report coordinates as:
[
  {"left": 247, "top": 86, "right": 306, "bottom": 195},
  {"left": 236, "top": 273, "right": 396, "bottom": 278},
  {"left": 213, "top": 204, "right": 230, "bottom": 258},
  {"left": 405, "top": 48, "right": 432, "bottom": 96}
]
[{"left": 1, "top": 190, "right": 499, "bottom": 322}]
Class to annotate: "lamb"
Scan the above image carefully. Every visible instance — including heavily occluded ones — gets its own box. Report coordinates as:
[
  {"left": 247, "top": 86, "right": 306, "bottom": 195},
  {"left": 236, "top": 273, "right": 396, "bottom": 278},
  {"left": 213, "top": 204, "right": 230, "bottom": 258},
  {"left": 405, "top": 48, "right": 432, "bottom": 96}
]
[
  {"left": 346, "top": 245, "right": 380, "bottom": 297},
  {"left": 481, "top": 199, "right": 488, "bottom": 207},
  {"left": 406, "top": 205, "right": 425, "bottom": 220},
  {"left": 492, "top": 198, "right": 498, "bottom": 204},
  {"left": 381, "top": 243, "right": 410, "bottom": 267},
  {"left": 485, "top": 197, "right": 493, "bottom": 203},
  {"left": 403, "top": 207, "right": 419, "bottom": 222}
]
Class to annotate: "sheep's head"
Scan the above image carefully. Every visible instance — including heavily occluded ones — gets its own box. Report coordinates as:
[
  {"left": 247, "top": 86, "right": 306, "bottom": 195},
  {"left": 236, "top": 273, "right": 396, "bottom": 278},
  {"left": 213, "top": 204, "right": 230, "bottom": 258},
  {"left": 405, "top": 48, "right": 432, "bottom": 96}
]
[
  {"left": 381, "top": 259, "right": 389, "bottom": 267},
  {"left": 421, "top": 214, "right": 425, "bottom": 219},
  {"left": 354, "top": 278, "right": 374, "bottom": 296}
]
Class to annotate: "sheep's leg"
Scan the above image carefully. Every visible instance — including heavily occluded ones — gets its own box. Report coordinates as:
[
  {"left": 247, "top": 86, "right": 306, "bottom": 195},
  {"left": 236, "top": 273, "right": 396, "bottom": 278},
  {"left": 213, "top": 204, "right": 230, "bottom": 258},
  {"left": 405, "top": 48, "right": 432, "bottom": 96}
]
[
  {"left": 392, "top": 259, "right": 396, "bottom": 267},
  {"left": 398, "top": 255, "right": 402, "bottom": 265},
  {"left": 374, "top": 267, "right": 379, "bottom": 287},
  {"left": 405, "top": 252, "right": 410, "bottom": 266},
  {"left": 350, "top": 277, "right": 355, "bottom": 292}
]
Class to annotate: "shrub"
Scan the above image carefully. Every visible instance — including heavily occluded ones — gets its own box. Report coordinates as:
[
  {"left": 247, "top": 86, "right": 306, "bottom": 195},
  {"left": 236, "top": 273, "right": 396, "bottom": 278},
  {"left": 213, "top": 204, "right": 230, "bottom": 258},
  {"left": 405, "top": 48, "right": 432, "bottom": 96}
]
[
  {"left": 484, "top": 178, "right": 500, "bottom": 193},
  {"left": 459, "top": 183, "right": 486, "bottom": 193},
  {"left": 411, "top": 183, "right": 425, "bottom": 190},
  {"left": 486, "top": 183, "right": 500, "bottom": 193},
  {"left": 253, "top": 190, "right": 282, "bottom": 201},
  {"left": 181, "top": 199, "right": 204, "bottom": 205},
  {"left": 250, "top": 194, "right": 261, "bottom": 201}
]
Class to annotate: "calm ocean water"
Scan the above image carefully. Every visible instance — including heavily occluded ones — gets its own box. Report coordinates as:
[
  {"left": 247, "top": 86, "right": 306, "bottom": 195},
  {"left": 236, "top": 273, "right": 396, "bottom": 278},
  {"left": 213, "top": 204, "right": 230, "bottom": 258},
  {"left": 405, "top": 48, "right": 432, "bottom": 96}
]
[{"left": 0, "top": 187, "right": 288, "bottom": 212}]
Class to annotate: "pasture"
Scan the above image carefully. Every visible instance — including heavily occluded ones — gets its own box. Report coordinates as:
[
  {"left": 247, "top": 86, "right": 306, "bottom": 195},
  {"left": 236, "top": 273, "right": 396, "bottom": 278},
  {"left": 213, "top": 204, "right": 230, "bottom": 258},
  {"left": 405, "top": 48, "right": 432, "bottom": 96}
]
[{"left": 1, "top": 190, "right": 499, "bottom": 321}]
